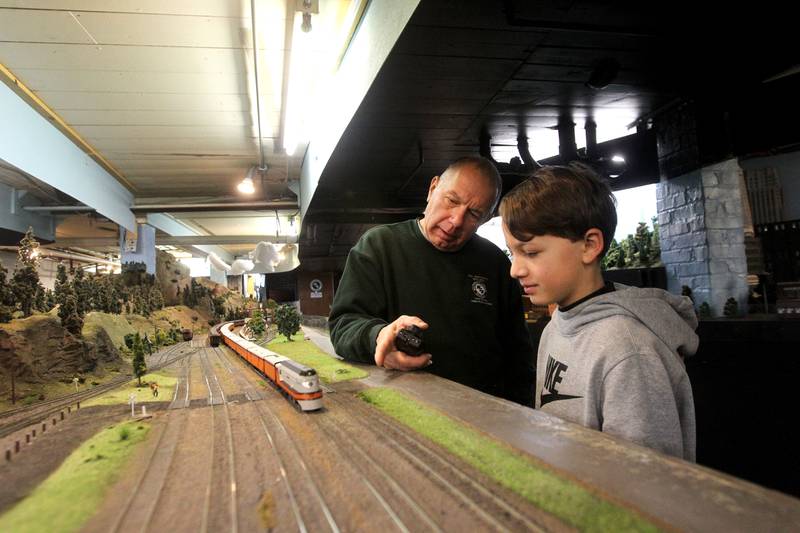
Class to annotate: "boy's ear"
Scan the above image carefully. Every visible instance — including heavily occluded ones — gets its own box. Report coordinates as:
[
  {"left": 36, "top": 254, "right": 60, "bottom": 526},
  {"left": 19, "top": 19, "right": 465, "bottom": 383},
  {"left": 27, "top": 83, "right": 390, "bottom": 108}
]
[{"left": 582, "top": 228, "right": 605, "bottom": 264}]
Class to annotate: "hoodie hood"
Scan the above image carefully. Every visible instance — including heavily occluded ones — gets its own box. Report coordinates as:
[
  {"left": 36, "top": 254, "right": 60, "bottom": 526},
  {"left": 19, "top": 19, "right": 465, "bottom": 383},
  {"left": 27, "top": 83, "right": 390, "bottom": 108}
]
[{"left": 554, "top": 284, "right": 699, "bottom": 358}]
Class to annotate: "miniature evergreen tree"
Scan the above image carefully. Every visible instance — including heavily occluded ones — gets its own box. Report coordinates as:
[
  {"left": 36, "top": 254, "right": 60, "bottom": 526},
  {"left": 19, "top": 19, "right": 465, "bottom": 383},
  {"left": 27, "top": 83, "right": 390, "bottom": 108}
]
[
  {"left": 723, "top": 297, "right": 738, "bottom": 318},
  {"left": 54, "top": 263, "right": 69, "bottom": 308},
  {"left": 149, "top": 285, "right": 164, "bottom": 310},
  {"left": 182, "top": 285, "right": 191, "bottom": 307},
  {"left": 0, "top": 263, "right": 13, "bottom": 323},
  {"left": 34, "top": 285, "right": 46, "bottom": 312},
  {"left": 59, "top": 291, "right": 83, "bottom": 336},
  {"left": 275, "top": 304, "right": 300, "bottom": 341},
  {"left": 71, "top": 268, "right": 88, "bottom": 316},
  {"left": 698, "top": 302, "right": 712, "bottom": 319},
  {"left": 634, "top": 222, "right": 652, "bottom": 266},
  {"left": 249, "top": 308, "right": 266, "bottom": 336},
  {"left": 616, "top": 244, "right": 627, "bottom": 269},
  {"left": 650, "top": 216, "right": 661, "bottom": 264},
  {"left": 44, "top": 289, "right": 56, "bottom": 311},
  {"left": 94, "top": 276, "right": 109, "bottom": 312},
  {"left": 602, "top": 239, "right": 620, "bottom": 270},
  {"left": 132, "top": 333, "right": 147, "bottom": 387},
  {"left": 11, "top": 227, "right": 42, "bottom": 317}
]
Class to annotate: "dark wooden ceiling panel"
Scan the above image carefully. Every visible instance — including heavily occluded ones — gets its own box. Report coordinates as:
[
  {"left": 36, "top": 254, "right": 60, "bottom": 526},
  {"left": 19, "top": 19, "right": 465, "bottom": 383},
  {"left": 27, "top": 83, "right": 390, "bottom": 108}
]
[{"left": 301, "top": 0, "right": 799, "bottom": 266}]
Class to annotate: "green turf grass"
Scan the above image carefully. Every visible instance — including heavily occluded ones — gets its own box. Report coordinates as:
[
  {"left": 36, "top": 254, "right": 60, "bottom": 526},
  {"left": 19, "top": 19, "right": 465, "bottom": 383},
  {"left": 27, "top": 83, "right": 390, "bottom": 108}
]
[
  {"left": 267, "top": 333, "right": 367, "bottom": 383},
  {"left": 0, "top": 420, "right": 150, "bottom": 533},
  {"left": 82, "top": 371, "right": 177, "bottom": 407},
  {"left": 359, "top": 388, "right": 661, "bottom": 533}
]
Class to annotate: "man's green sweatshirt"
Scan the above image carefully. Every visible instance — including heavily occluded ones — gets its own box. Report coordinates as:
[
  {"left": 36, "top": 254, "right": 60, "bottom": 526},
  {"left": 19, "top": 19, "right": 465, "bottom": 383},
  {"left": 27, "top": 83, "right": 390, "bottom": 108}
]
[{"left": 329, "top": 219, "right": 535, "bottom": 406}]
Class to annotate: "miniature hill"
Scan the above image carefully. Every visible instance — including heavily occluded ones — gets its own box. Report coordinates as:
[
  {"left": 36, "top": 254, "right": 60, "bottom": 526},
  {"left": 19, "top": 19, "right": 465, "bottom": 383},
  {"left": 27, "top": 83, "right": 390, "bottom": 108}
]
[{"left": 0, "top": 314, "right": 121, "bottom": 384}]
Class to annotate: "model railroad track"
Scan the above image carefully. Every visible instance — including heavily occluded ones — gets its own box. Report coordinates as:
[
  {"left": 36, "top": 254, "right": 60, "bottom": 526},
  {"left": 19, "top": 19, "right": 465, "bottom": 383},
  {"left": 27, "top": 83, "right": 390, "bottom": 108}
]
[
  {"left": 210, "top": 343, "right": 334, "bottom": 531},
  {"left": 331, "top": 394, "right": 551, "bottom": 533},
  {"left": 252, "top": 397, "right": 339, "bottom": 532},
  {"left": 0, "top": 342, "right": 196, "bottom": 440}
]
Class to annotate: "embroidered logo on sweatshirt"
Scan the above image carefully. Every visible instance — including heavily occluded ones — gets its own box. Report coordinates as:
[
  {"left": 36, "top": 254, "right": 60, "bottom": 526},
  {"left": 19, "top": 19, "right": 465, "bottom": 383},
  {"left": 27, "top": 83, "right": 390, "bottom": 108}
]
[
  {"left": 468, "top": 274, "right": 492, "bottom": 306},
  {"left": 541, "top": 355, "right": 582, "bottom": 406}
]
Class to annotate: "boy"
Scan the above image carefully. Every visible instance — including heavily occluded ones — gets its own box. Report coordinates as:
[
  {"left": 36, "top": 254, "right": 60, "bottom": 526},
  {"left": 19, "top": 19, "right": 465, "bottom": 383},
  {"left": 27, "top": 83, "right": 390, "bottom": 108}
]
[{"left": 499, "top": 164, "right": 698, "bottom": 460}]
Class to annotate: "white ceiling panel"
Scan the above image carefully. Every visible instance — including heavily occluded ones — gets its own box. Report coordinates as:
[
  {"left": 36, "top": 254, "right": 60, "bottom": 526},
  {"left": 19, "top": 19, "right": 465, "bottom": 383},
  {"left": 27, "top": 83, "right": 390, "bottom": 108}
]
[
  {"left": 12, "top": 68, "right": 255, "bottom": 94},
  {"left": 60, "top": 110, "right": 256, "bottom": 127},
  {"left": 0, "top": 1, "right": 251, "bottom": 18},
  {"left": 0, "top": 43, "right": 284, "bottom": 75},
  {"left": 33, "top": 91, "right": 251, "bottom": 112}
]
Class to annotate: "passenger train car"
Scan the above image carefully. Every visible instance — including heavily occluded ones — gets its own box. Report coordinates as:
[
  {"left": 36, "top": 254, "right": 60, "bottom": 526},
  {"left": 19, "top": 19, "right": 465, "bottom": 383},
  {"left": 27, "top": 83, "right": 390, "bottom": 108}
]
[{"left": 211, "top": 321, "right": 322, "bottom": 411}]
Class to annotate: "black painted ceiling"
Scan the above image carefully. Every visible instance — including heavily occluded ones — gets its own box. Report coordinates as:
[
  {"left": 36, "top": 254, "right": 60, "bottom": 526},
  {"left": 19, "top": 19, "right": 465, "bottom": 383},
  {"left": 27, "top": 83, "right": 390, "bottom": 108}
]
[{"left": 300, "top": 0, "right": 797, "bottom": 269}]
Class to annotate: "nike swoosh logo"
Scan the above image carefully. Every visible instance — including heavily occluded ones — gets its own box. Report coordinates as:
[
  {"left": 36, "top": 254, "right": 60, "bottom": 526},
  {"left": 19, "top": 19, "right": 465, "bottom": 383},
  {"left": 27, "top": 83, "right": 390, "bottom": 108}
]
[{"left": 540, "top": 393, "right": 582, "bottom": 407}]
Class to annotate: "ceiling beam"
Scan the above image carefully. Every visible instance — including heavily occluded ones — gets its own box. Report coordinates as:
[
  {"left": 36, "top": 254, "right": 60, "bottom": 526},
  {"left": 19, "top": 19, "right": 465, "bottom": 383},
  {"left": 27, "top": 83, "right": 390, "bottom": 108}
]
[
  {"left": 54, "top": 234, "right": 298, "bottom": 247},
  {"left": 145, "top": 213, "right": 233, "bottom": 263},
  {"left": 299, "top": 0, "right": 421, "bottom": 219},
  {"left": 0, "top": 75, "right": 136, "bottom": 232}
]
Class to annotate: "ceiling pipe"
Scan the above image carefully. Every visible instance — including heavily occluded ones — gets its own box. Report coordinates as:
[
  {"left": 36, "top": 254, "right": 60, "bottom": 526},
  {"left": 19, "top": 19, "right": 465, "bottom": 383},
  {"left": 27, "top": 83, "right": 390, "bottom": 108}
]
[
  {"left": 249, "top": 0, "right": 267, "bottom": 173},
  {"left": 24, "top": 200, "right": 299, "bottom": 214},
  {"left": 0, "top": 246, "right": 119, "bottom": 267}
]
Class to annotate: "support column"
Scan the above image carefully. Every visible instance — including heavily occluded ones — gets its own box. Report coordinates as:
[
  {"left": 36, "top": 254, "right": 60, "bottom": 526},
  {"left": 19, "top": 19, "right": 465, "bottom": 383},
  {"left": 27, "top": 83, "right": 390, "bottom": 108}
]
[
  {"left": 120, "top": 224, "right": 156, "bottom": 274},
  {"left": 657, "top": 159, "right": 749, "bottom": 316}
]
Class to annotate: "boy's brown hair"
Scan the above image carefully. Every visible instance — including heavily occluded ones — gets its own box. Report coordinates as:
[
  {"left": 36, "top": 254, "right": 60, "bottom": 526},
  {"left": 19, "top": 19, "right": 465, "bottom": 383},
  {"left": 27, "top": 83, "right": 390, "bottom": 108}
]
[{"left": 499, "top": 163, "right": 618, "bottom": 258}]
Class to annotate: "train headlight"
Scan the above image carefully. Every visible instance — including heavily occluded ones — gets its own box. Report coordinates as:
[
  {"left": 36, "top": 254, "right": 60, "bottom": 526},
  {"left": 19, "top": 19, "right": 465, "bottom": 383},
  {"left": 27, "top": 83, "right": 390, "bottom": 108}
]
[{"left": 303, "top": 381, "right": 314, "bottom": 388}]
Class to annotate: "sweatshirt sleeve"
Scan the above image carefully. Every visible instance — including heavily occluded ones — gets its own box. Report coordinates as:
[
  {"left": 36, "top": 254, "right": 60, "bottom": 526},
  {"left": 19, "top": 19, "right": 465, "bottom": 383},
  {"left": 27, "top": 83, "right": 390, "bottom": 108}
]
[
  {"left": 328, "top": 236, "right": 389, "bottom": 364},
  {"left": 497, "top": 272, "right": 536, "bottom": 406},
  {"left": 600, "top": 353, "right": 689, "bottom": 459}
]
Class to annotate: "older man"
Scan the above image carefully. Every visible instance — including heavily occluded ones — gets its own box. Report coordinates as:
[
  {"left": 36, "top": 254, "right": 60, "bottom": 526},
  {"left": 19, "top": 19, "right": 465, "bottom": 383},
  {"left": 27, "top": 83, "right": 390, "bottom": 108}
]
[{"left": 328, "top": 156, "right": 534, "bottom": 405}]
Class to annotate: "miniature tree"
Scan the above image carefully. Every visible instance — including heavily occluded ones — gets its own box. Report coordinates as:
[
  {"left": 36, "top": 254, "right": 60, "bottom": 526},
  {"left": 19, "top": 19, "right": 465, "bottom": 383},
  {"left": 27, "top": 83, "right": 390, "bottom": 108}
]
[
  {"left": 34, "top": 285, "right": 46, "bottom": 312},
  {"left": 149, "top": 285, "right": 164, "bottom": 310},
  {"left": 182, "top": 285, "right": 192, "bottom": 307},
  {"left": 616, "top": 244, "right": 627, "bottom": 269},
  {"left": 132, "top": 333, "right": 147, "bottom": 387},
  {"left": 71, "top": 268, "right": 88, "bottom": 316},
  {"left": 44, "top": 288, "right": 56, "bottom": 311},
  {"left": 0, "top": 263, "right": 13, "bottom": 323},
  {"left": 124, "top": 333, "right": 136, "bottom": 350},
  {"left": 11, "top": 227, "right": 42, "bottom": 317},
  {"left": 59, "top": 292, "right": 84, "bottom": 336},
  {"left": 602, "top": 239, "right": 620, "bottom": 270},
  {"left": 54, "top": 263, "right": 70, "bottom": 308},
  {"left": 275, "top": 304, "right": 300, "bottom": 341},
  {"left": 698, "top": 301, "right": 712, "bottom": 320},
  {"left": 249, "top": 308, "right": 266, "bottom": 336},
  {"left": 634, "top": 222, "right": 652, "bottom": 266},
  {"left": 723, "top": 297, "right": 739, "bottom": 318},
  {"left": 650, "top": 216, "right": 661, "bottom": 264}
]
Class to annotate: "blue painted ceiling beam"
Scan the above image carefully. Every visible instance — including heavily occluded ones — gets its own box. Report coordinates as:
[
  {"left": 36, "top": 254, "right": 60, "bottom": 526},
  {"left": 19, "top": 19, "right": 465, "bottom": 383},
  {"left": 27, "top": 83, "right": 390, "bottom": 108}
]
[{"left": 0, "top": 81, "right": 136, "bottom": 232}]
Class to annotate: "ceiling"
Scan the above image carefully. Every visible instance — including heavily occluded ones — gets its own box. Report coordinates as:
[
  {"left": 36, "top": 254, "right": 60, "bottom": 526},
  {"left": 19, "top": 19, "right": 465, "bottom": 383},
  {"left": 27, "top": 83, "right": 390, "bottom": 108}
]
[
  {"left": 301, "top": 0, "right": 798, "bottom": 269},
  {"left": 1, "top": 0, "right": 798, "bottom": 272}
]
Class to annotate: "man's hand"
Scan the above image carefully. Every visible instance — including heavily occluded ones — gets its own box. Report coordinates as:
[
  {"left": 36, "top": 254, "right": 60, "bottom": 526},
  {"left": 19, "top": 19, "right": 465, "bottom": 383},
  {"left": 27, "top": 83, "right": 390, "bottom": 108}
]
[{"left": 375, "top": 315, "right": 432, "bottom": 370}]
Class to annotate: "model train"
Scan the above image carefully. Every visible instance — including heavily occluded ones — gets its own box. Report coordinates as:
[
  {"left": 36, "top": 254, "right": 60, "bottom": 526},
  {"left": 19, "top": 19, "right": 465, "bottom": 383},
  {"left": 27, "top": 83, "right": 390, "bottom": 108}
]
[{"left": 210, "top": 321, "right": 322, "bottom": 411}]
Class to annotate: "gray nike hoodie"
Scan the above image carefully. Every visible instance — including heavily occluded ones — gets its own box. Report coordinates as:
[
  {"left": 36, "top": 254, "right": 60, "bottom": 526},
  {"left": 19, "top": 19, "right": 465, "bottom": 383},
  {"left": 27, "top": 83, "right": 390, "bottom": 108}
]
[{"left": 536, "top": 284, "right": 698, "bottom": 461}]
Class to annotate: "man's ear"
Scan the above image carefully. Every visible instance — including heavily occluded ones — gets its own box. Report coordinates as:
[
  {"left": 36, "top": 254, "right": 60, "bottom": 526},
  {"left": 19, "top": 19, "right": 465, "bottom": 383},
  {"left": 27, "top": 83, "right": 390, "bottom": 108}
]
[
  {"left": 582, "top": 228, "right": 605, "bottom": 264},
  {"left": 426, "top": 175, "right": 440, "bottom": 202}
]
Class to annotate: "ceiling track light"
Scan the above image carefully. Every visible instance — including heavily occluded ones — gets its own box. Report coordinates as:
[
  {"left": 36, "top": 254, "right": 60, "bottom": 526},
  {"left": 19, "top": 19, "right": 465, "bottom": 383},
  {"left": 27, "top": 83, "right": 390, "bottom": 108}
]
[{"left": 237, "top": 166, "right": 257, "bottom": 194}]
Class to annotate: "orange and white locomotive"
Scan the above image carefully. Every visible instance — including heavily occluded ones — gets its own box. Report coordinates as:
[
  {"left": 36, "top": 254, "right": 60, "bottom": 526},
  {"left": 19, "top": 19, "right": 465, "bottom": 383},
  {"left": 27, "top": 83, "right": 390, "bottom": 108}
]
[{"left": 217, "top": 322, "right": 323, "bottom": 411}]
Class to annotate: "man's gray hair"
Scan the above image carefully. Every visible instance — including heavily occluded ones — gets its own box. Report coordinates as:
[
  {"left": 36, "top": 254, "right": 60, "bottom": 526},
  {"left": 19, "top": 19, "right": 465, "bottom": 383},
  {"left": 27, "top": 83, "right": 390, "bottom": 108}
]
[{"left": 440, "top": 156, "right": 502, "bottom": 219}]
